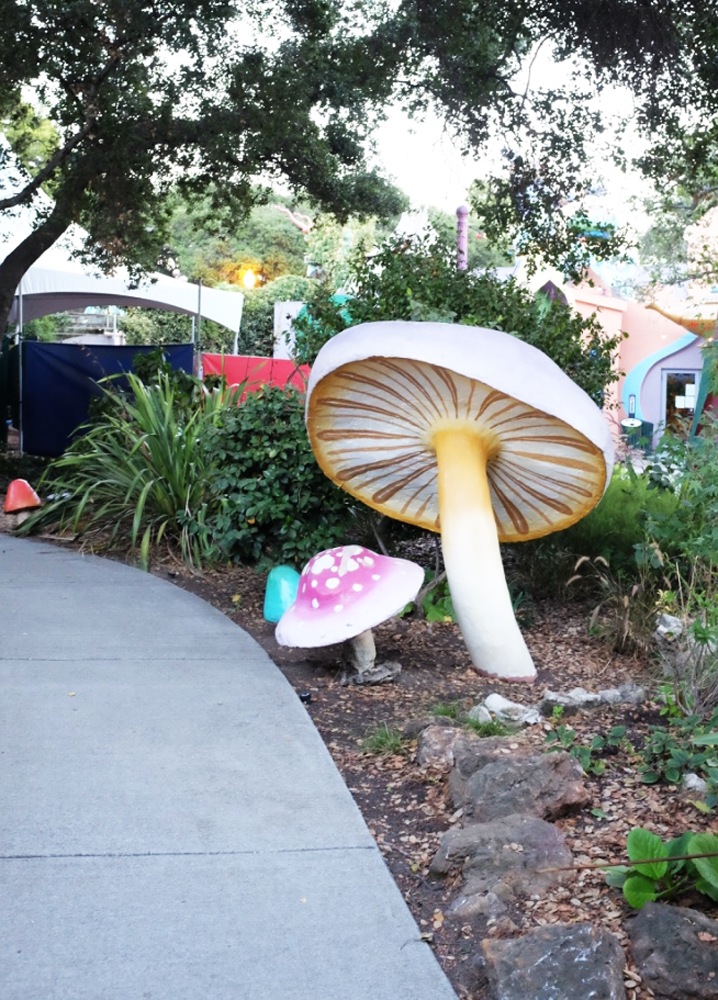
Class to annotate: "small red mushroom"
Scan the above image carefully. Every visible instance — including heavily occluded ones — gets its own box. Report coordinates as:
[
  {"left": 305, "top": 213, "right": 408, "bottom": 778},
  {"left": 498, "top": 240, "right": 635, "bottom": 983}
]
[{"left": 4, "top": 479, "right": 42, "bottom": 526}]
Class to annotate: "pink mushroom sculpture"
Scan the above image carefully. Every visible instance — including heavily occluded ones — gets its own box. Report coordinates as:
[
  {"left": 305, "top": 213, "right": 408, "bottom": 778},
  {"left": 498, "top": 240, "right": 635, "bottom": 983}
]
[{"left": 275, "top": 544, "right": 424, "bottom": 679}]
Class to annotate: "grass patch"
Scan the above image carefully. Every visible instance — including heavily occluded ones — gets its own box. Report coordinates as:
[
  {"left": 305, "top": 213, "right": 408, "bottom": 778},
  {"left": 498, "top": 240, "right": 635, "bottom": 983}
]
[
  {"left": 428, "top": 701, "right": 462, "bottom": 719},
  {"left": 362, "top": 723, "right": 408, "bottom": 756},
  {"left": 465, "top": 718, "right": 514, "bottom": 738}
]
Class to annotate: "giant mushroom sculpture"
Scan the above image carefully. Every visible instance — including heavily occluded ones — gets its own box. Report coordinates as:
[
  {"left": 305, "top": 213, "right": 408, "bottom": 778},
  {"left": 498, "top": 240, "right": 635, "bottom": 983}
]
[{"left": 306, "top": 322, "right": 614, "bottom": 683}]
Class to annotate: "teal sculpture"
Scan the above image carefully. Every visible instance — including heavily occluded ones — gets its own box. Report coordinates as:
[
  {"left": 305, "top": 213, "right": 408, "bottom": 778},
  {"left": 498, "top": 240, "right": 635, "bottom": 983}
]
[{"left": 263, "top": 565, "right": 301, "bottom": 623}]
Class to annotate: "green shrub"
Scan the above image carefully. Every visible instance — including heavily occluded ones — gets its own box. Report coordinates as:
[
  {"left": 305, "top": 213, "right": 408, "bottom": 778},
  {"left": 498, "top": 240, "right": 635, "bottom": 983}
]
[
  {"left": 605, "top": 828, "right": 718, "bottom": 908},
  {"left": 639, "top": 707, "right": 718, "bottom": 805},
  {"left": 645, "top": 414, "right": 718, "bottom": 577},
  {"left": 504, "top": 536, "right": 577, "bottom": 600},
  {"left": 119, "top": 308, "right": 195, "bottom": 346},
  {"left": 293, "top": 234, "right": 623, "bottom": 407},
  {"left": 237, "top": 275, "right": 315, "bottom": 357},
  {"left": 561, "top": 466, "right": 680, "bottom": 575},
  {"left": 545, "top": 723, "right": 631, "bottom": 776},
  {"left": 200, "top": 384, "right": 366, "bottom": 565},
  {"left": 507, "top": 465, "right": 679, "bottom": 599},
  {"left": 22, "top": 370, "right": 233, "bottom": 568}
]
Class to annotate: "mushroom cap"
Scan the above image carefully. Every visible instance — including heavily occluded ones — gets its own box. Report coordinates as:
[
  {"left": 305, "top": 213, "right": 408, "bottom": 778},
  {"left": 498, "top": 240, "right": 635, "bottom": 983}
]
[
  {"left": 275, "top": 544, "right": 424, "bottom": 648},
  {"left": 4, "top": 479, "right": 42, "bottom": 514},
  {"left": 307, "top": 321, "right": 614, "bottom": 542}
]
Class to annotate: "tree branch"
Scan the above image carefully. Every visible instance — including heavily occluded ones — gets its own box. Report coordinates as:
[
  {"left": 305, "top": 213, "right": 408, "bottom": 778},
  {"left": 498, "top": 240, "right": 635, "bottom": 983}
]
[
  {"left": 0, "top": 48, "right": 123, "bottom": 212},
  {"left": 0, "top": 196, "right": 76, "bottom": 330},
  {"left": 0, "top": 122, "right": 95, "bottom": 211}
]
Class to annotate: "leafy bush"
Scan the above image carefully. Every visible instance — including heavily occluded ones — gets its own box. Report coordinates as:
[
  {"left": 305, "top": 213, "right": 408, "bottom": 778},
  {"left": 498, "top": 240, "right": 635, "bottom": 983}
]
[
  {"left": 545, "top": 723, "right": 631, "bottom": 776},
  {"left": 237, "top": 275, "right": 315, "bottom": 357},
  {"left": 655, "top": 586, "right": 718, "bottom": 718},
  {"left": 639, "top": 708, "right": 718, "bottom": 806},
  {"left": 200, "top": 385, "right": 365, "bottom": 566},
  {"left": 119, "top": 307, "right": 195, "bottom": 346},
  {"left": 22, "top": 370, "right": 233, "bottom": 568},
  {"left": 403, "top": 569, "right": 533, "bottom": 624},
  {"left": 645, "top": 413, "right": 718, "bottom": 575},
  {"left": 561, "top": 466, "right": 680, "bottom": 576},
  {"left": 293, "top": 234, "right": 623, "bottom": 406},
  {"left": 507, "top": 464, "right": 679, "bottom": 603},
  {"left": 414, "top": 573, "right": 456, "bottom": 622},
  {"left": 605, "top": 827, "right": 718, "bottom": 908},
  {"left": 22, "top": 313, "right": 72, "bottom": 342}
]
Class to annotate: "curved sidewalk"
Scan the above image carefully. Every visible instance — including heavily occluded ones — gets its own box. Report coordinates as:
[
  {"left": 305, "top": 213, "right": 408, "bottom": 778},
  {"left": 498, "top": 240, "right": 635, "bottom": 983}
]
[{"left": 0, "top": 535, "right": 456, "bottom": 1000}]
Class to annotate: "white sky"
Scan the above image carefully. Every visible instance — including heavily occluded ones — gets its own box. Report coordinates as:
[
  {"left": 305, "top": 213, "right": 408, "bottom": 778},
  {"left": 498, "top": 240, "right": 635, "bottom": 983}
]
[
  {"left": 373, "top": 112, "right": 482, "bottom": 213},
  {"left": 373, "top": 50, "right": 654, "bottom": 231}
]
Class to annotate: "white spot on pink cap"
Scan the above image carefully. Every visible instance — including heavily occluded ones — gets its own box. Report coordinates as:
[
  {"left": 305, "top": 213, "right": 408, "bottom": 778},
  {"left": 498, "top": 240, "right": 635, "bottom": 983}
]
[{"left": 312, "top": 553, "right": 336, "bottom": 574}]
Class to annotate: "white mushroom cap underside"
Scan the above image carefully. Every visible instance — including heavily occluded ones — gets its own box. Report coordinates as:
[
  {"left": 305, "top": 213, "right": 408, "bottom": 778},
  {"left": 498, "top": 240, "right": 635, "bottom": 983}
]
[{"left": 307, "top": 322, "right": 615, "bottom": 542}]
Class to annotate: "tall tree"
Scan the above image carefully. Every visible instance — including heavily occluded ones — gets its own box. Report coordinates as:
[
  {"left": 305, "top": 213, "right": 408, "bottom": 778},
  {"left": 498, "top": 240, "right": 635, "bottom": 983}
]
[
  {"left": 0, "top": 0, "right": 404, "bottom": 333},
  {"left": 2, "top": 1, "right": 718, "bottom": 334}
]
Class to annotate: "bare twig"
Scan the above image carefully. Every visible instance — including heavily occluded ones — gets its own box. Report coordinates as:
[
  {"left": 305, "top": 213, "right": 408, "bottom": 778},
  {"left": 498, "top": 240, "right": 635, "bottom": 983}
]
[
  {"left": 370, "top": 516, "right": 390, "bottom": 557},
  {"left": 536, "top": 850, "right": 718, "bottom": 875},
  {"left": 415, "top": 570, "right": 447, "bottom": 610}
]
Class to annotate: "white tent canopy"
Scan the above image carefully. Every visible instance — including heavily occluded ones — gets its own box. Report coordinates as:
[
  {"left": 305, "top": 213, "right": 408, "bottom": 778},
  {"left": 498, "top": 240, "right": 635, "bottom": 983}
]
[
  {"left": 1, "top": 140, "right": 244, "bottom": 336},
  {"left": 8, "top": 244, "right": 244, "bottom": 334}
]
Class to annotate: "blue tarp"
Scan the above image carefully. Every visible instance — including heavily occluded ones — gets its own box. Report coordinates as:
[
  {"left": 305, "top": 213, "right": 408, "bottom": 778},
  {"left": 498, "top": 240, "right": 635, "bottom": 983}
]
[{"left": 21, "top": 342, "right": 194, "bottom": 457}]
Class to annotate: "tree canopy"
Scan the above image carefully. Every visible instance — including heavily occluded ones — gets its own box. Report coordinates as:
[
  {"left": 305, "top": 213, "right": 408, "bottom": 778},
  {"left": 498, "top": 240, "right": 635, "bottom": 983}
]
[
  {"left": 0, "top": 0, "right": 405, "bottom": 332},
  {"left": 2, "top": 1, "right": 718, "bottom": 334}
]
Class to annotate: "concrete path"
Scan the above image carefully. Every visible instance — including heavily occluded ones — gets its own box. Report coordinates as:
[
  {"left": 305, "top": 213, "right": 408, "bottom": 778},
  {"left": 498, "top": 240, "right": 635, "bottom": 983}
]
[{"left": 0, "top": 535, "right": 456, "bottom": 1000}]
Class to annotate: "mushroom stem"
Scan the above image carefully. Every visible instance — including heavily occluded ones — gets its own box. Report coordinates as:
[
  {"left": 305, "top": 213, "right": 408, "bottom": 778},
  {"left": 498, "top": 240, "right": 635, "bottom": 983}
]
[
  {"left": 342, "top": 629, "right": 376, "bottom": 675},
  {"left": 433, "top": 427, "right": 536, "bottom": 682}
]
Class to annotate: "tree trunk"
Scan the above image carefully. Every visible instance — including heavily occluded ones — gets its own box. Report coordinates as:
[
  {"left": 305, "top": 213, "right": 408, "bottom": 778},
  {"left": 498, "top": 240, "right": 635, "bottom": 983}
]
[{"left": 0, "top": 199, "right": 75, "bottom": 335}]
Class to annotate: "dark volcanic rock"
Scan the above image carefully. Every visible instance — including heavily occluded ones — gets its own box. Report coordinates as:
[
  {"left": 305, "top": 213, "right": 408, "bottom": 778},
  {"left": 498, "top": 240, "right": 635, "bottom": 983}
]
[
  {"left": 481, "top": 922, "right": 626, "bottom": 1000},
  {"left": 448, "top": 735, "right": 521, "bottom": 807},
  {"left": 430, "top": 813, "right": 572, "bottom": 917},
  {"left": 461, "top": 750, "right": 590, "bottom": 821},
  {"left": 629, "top": 902, "right": 718, "bottom": 1000},
  {"left": 416, "top": 725, "right": 512, "bottom": 774}
]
